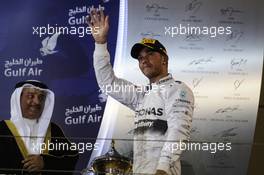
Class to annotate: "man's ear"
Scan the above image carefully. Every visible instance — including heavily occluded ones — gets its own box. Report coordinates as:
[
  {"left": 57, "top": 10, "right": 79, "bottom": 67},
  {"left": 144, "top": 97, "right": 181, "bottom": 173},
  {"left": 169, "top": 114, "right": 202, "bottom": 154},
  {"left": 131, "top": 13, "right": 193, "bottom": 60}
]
[{"left": 161, "top": 55, "right": 167, "bottom": 65}]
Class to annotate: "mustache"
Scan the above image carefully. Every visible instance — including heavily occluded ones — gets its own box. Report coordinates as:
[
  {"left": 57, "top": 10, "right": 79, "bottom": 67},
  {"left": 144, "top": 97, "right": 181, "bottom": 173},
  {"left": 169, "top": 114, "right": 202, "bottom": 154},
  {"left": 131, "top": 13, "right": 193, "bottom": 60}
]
[
  {"left": 28, "top": 105, "right": 42, "bottom": 109},
  {"left": 142, "top": 63, "right": 152, "bottom": 68}
]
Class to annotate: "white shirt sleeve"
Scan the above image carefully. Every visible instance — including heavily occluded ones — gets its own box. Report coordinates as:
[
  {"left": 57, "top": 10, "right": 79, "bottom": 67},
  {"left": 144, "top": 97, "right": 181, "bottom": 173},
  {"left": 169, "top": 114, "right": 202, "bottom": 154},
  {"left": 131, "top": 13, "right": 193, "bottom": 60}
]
[{"left": 93, "top": 43, "right": 142, "bottom": 111}]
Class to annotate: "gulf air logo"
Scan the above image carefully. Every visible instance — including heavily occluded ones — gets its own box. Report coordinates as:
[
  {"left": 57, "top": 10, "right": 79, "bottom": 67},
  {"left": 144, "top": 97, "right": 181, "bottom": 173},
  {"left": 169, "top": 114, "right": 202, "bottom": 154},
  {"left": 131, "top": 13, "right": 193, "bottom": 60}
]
[{"left": 40, "top": 33, "right": 60, "bottom": 56}]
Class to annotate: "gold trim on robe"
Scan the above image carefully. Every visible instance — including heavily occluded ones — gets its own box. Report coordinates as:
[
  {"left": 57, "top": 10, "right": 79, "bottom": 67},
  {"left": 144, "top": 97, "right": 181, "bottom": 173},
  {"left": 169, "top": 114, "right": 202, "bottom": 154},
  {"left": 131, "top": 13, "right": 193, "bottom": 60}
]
[{"left": 4, "top": 120, "right": 51, "bottom": 158}]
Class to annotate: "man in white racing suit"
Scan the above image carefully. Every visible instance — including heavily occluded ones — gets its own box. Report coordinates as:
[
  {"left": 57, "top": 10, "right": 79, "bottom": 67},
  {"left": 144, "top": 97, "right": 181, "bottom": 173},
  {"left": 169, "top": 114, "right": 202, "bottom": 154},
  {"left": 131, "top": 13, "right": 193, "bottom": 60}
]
[{"left": 87, "top": 10, "right": 194, "bottom": 175}]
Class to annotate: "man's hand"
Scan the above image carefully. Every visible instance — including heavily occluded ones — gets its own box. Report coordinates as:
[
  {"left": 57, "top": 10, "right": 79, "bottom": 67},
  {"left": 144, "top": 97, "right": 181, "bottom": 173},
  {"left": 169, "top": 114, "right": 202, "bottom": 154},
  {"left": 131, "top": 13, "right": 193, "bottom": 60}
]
[
  {"left": 22, "top": 155, "right": 44, "bottom": 173},
  {"left": 86, "top": 9, "right": 109, "bottom": 44},
  {"left": 155, "top": 169, "right": 168, "bottom": 175}
]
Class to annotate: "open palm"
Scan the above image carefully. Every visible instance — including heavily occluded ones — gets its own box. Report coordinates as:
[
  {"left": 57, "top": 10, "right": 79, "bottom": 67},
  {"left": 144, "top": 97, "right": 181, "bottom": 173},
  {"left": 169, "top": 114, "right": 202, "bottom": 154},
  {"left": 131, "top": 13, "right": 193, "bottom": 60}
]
[{"left": 86, "top": 9, "right": 109, "bottom": 44}]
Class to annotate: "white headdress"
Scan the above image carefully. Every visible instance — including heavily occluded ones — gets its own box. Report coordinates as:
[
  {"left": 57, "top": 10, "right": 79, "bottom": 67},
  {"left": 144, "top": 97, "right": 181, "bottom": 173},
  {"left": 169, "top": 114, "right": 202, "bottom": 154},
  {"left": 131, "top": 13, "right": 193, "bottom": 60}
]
[{"left": 10, "top": 80, "right": 55, "bottom": 154}]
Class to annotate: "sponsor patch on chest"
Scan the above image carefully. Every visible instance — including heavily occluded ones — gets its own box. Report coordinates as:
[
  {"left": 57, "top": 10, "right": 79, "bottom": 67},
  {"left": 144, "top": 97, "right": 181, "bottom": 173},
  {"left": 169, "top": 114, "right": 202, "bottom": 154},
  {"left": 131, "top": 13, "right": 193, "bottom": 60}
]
[{"left": 135, "top": 107, "right": 164, "bottom": 117}]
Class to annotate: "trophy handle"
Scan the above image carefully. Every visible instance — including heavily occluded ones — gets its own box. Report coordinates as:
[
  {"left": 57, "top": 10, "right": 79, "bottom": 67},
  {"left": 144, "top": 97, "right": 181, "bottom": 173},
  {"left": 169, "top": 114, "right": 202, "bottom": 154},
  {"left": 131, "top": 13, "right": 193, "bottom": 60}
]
[{"left": 81, "top": 167, "right": 96, "bottom": 175}]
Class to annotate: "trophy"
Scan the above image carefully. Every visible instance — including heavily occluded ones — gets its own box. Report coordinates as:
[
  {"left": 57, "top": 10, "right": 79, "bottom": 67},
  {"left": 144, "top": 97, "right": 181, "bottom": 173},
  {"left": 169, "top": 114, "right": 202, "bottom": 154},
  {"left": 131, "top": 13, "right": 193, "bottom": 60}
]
[{"left": 82, "top": 140, "right": 132, "bottom": 175}]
